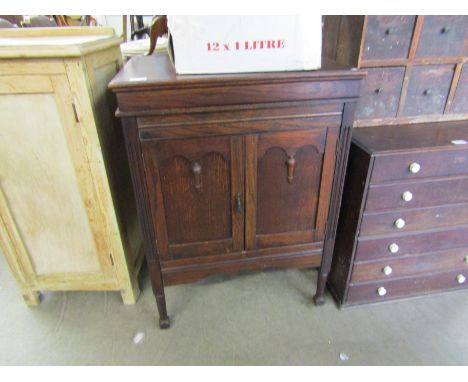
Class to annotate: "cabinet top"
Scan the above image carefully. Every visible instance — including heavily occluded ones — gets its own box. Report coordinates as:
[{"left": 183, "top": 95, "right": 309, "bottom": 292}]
[
  {"left": 0, "top": 27, "right": 121, "bottom": 58},
  {"left": 353, "top": 121, "right": 468, "bottom": 154},
  {"left": 109, "top": 52, "right": 366, "bottom": 92}
]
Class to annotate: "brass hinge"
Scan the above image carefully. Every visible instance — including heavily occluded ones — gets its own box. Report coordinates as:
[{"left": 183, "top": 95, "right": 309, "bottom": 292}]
[
  {"left": 71, "top": 102, "right": 80, "bottom": 123},
  {"left": 109, "top": 253, "right": 115, "bottom": 266}
]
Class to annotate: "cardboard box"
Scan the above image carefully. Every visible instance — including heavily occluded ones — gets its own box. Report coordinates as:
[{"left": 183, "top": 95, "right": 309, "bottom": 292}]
[{"left": 167, "top": 16, "right": 322, "bottom": 74}]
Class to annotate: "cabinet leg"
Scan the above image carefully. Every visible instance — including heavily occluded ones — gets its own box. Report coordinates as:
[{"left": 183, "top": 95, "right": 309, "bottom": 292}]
[
  {"left": 120, "top": 275, "right": 141, "bottom": 305},
  {"left": 313, "top": 272, "right": 327, "bottom": 306},
  {"left": 156, "top": 294, "right": 170, "bottom": 329},
  {"left": 22, "top": 290, "right": 41, "bottom": 307},
  {"left": 148, "top": 261, "right": 170, "bottom": 329}
]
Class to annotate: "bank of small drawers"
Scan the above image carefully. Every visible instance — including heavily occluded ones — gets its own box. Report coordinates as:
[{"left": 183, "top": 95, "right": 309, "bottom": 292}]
[{"left": 347, "top": 147, "right": 468, "bottom": 305}]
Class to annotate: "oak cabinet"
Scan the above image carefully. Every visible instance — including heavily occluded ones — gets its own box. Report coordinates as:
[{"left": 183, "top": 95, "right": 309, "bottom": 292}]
[
  {"left": 110, "top": 53, "right": 364, "bottom": 328},
  {"left": 0, "top": 28, "right": 143, "bottom": 305}
]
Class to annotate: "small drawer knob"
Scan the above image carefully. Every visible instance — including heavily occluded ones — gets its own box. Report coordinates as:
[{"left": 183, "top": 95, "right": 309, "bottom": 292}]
[
  {"left": 423, "top": 89, "right": 432, "bottom": 96},
  {"left": 384, "top": 28, "right": 391, "bottom": 35},
  {"left": 394, "top": 218, "right": 406, "bottom": 229},
  {"left": 402, "top": 191, "right": 413, "bottom": 202},
  {"left": 375, "top": 87, "right": 383, "bottom": 94},
  {"left": 440, "top": 27, "right": 449, "bottom": 34},
  {"left": 408, "top": 162, "right": 421, "bottom": 174},
  {"left": 383, "top": 265, "right": 393, "bottom": 276},
  {"left": 464, "top": 256, "right": 468, "bottom": 263},
  {"left": 377, "top": 286, "right": 387, "bottom": 296},
  {"left": 456, "top": 274, "right": 466, "bottom": 284},
  {"left": 388, "top": 243, "right": 399, "bottom": 254}
]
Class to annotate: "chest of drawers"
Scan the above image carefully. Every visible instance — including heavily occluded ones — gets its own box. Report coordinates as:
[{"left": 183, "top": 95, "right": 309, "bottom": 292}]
[
  {"left": 329, "top": 121, "right": 468, "bottom": 306},
  {"left": 109, "top": 53, "right": 364, "bottom": 328},
  {"left": 323, "top": 15, "right": 468, "bottom": 127}
]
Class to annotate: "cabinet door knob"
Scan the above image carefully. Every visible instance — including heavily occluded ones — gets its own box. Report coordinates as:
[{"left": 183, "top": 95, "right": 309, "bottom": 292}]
[
  {"left": 191, "top": 162, "right": 202, "bottom": 189},
  {"left": 456, "top": 274, "right": 466, "bottom": 284},
  {"left": 285, "top": 155, "right": 296, "bottom": 183},
  {"left": 377, "top": 286, "right": 387, "bottom": 296},
  {"left": 464, "top": 255, "right": 468, "bottom": 263},
  {"left": 402, "top": 191, "right": 413, "bottom": 202},
  {"left": 394, "top": 218, "right": 406, "bottom": 229},
  {"left": 440, "top": 27, "right": 449, "bottom": 34},
  {"left": 408, "top": 162, "right": 421, "bottom": 174},
  {"left": 388, "top": 243, "right": 399, "bottom": 254},
  {"left": 383, "top": 265, "right": 393, "bottom": 276},
  {"left": 423, "top": 89, "right": 432, "bottom": 96},
  {"left": 375, "top": 87, "right": 383, "bottom": 94}
]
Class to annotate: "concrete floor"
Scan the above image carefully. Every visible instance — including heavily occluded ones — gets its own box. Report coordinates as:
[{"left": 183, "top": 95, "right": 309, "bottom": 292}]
[{"left": 1, "top": 253, "right": 468, "bottom": 365}]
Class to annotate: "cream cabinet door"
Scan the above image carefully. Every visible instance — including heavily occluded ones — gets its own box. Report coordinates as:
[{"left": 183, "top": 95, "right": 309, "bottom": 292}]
[{"left": 0, "top": 74, "right": 114, "bottom": 290}]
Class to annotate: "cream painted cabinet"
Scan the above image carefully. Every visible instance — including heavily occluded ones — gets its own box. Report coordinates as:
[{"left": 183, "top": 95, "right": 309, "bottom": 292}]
[{"left": 0, "top": 27, "right": 143, "bottom": 305}]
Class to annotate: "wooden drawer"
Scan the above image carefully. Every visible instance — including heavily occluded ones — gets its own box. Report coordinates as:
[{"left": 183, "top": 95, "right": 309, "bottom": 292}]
[
  {"left": 451, "top": 65, "right": 468, "bottom": 114},
  {"left": 354, "top": 226, "right": 468, "bottom": 262},
  {"left": 355, "top": 67, "right": 405, "bottom": 120},
  {"left": 365, "top": 176, "right": 468, "bottom": 212},
  {"left": 347, "top": 269, "right": 468, "bottom": 305},
  {"left": 370, "top": 148, "right": 468, "bottom": 183},
  {"left": 416, "top": 16, "right": 468, "bottom": 58},
  {"left": 351, "top": 248, "right": 468, "bottom": 283},
  {"left": 401, "top": 65, "right": 455, "bottom": 117},
  {"left": 362, "top": 16, "right": 415, "bottom": 61},
  {"left": 360, "top": 203, "right": 468, "bottom": 236}
]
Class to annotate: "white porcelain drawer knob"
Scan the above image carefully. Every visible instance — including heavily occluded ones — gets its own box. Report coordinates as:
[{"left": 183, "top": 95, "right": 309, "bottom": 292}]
[
  {"left": 464, "top": 256, "right": 468, "bottom": 263},
  {"left": 383, "top": 265, "right": 393, "bottom": 276},
  {"left": 388, "top": 243, "right": 399, "bottom": 254},
  {"left": 402, "top": 191, "right": 413, "bottom": 202},
  {"left": 456, "top": 274, "right": 466, "bottom": 284},
  {"left": 377, "top": 286, "right": 387, "bottom": 296},
  {"left": 408, "top": 162, "right": 421, "bottom": 174},
  {"left": 394, "top": 218, "right": 406, "bottom": 229}
]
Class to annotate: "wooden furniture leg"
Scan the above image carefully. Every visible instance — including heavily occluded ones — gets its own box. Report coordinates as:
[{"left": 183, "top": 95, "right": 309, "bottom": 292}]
[
  {"left": 148, "top": 260, "right": 170, "bottom": 328},
  {"left": 122, "top": 118, "right": 170, "bottom": 328},
  {"left": 147, "top": 15, "right": 168, "bottom": 55}
]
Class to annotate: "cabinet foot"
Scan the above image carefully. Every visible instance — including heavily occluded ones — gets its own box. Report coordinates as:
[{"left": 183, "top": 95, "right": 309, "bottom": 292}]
[
  {"left": 120, "top": 276, "right": 141, "bottom": 305},
  {"left": 314, "top": 271, "right": 328, "bottom": 306},
  {"left": 159, "top": 316, "right": 171, "bottom": 329},
  {"left": 313, "top": 294, "right": 326, "bottom": 306},
  {"left": 22, "top": 290, "right": 41, "bottom": 307}
]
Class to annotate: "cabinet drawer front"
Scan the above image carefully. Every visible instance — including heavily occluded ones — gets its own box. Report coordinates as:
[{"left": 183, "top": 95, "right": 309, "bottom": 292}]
[
  {"left": 347, "top": 269, "right": 468, "bottom": 305},
  {"left": 401, "top": 65, "right": 455, "bottom": 117},
  {"left": 355, "top": 67, "right": 405, "bottom": 120},
  {"left": 416, "top": 16, "right": 468, "bottom": 58},
  {"left": 370, "top": 149, "right": 468, "bottom": 183},
  {"left": 362, "top": 16, "right": 415, "bottom": 61},
  {"left": 360, "top": 203, "right": 468, "bottom": 236},
  {"left": 355, "top": 227, "right": 468, "bottom": 262},
  {"left": 451, "top": 65, "right": 468, "bottom": 114},
  {"left": 365, "top": 177, "right": 468, "bottom": 212},
  {"left": 351, "top": 248, "right": 468, "bottom": 283}
]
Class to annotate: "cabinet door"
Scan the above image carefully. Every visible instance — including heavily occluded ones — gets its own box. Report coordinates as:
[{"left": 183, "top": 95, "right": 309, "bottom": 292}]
[
  {"left": 142, "top": 136, "right": 244, "bottom": 260},
  {"left": 245, "top": 128, "right": 338, "bottom": 250},
  {"left": 0, "top": 74, "right": 112, "bottom": 280}
]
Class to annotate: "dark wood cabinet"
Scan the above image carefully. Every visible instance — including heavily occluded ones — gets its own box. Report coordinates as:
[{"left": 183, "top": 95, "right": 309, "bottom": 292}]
[
  {"left": 323, "top": 15, "right": 468, "bottom": 127},
  {"left": 110, "top": 53, "right": 364, "bottom": 328},
  {"left": 329, "top": 121, "right": 468, "bottom": 306}
]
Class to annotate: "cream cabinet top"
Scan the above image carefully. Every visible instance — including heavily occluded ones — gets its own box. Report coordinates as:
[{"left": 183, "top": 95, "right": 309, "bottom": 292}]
[{"left": 0, "top": 27, "right": 121, "bottom": 58}]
